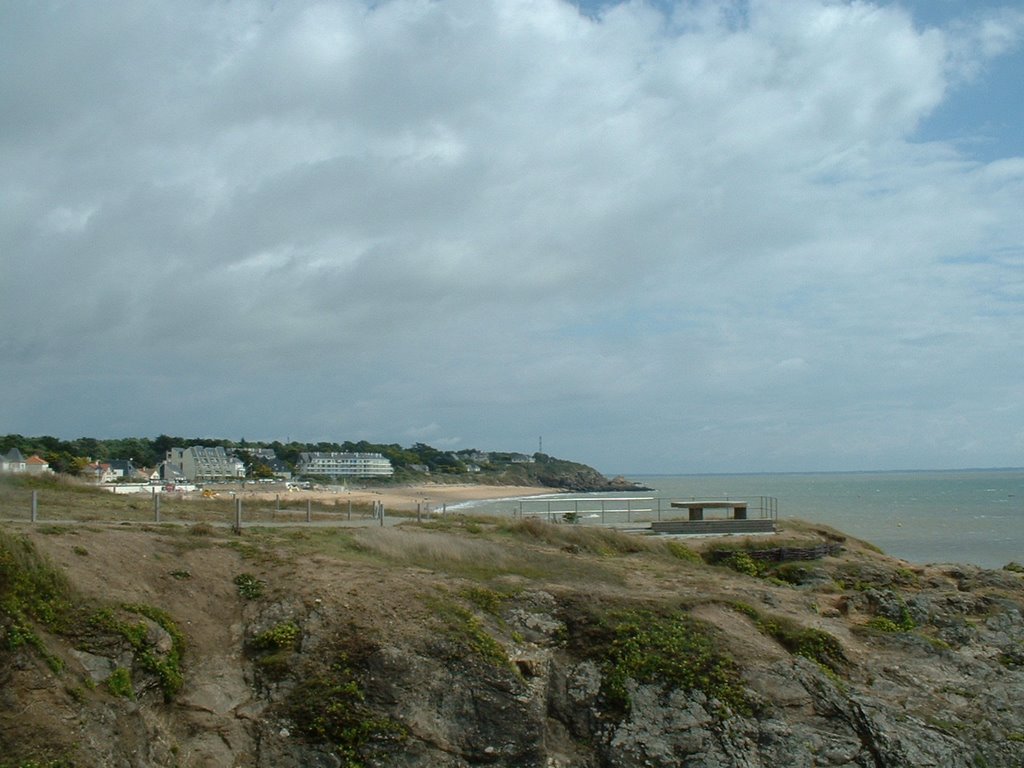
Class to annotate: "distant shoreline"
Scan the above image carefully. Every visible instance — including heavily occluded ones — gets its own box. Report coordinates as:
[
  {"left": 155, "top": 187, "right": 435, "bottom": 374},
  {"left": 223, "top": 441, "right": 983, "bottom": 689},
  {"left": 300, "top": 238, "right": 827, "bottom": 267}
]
[{"left": 624, "top": 466, "right": 1024, "bottom": 478}]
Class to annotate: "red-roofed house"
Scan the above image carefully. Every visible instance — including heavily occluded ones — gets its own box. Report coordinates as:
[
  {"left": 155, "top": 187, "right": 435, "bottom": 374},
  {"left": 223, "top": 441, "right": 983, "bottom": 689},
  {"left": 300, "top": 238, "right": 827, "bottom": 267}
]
[
  {"left": 25, "top": 455, "right": 52, "bottom": 476},
  {"left": 83, "top": 461, "right": 114, "bottom": 483}
]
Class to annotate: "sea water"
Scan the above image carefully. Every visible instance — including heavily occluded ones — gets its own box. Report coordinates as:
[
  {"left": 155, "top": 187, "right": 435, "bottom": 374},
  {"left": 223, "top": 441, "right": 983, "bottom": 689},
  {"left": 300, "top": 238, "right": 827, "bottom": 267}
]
[{"left": 463, "top": 469, "right": 1024, "bottom": 570}]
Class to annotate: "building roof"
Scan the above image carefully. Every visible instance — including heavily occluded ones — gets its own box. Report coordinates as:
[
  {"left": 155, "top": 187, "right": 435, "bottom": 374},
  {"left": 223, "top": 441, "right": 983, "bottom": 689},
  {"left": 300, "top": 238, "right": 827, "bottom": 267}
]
[{"left": 26, "top": 455, "right": 49, "bottom": 465}]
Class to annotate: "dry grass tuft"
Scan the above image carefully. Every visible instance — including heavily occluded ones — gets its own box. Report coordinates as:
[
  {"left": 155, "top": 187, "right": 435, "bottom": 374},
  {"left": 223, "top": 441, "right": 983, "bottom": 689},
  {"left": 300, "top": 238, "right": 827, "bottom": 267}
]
[
  {"left": 351, "top": 527, "right": 537, "bottom": 579},
  {"left": 496, "top": 518, "right": 666, "bottom": 557}
]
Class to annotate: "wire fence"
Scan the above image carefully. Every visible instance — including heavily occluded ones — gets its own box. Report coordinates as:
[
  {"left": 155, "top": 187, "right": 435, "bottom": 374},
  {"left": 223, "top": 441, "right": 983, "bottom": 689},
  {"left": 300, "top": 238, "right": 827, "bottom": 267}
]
[{"left": 0, "top": 485, "right": 421, "bottom": 529}]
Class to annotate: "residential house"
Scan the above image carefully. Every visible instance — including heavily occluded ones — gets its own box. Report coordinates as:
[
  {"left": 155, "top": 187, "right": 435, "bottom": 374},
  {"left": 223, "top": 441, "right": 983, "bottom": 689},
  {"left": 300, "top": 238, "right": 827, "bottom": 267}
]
[
  {"left": 1, "top": 448, "right": 27, "bottom": 474},
  {"left": 84, "top": 461, "right": 116, "bottom": 483},
  {"left": 107, "top": 459, "right": 140, "bottom": 480}
]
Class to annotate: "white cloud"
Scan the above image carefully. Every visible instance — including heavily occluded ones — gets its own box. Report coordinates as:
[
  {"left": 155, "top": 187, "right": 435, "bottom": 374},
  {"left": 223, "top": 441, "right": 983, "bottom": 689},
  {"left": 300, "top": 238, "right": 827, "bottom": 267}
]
[{"left": 2, "top": 0, "right": 1023, "bottom": 471}]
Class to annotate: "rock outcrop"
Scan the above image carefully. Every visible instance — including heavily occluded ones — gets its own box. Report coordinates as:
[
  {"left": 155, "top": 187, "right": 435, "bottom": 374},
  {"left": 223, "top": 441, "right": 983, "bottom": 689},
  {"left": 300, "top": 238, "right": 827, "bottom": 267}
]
[{"left": 3, "top": 520, "right": 1024, "bottom": 767}]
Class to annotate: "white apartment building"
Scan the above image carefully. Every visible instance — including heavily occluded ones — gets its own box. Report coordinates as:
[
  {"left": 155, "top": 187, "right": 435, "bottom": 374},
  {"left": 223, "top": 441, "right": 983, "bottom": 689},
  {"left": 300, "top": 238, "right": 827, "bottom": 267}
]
[{"left": 297, "top": 452, "right": 394, "bottom": 478}]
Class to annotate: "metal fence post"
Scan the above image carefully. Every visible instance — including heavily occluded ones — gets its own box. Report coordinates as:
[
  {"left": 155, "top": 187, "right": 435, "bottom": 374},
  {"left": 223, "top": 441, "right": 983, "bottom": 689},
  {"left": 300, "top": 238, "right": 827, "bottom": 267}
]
[
  {"left": 31, "top": 490, "right": 38, "bottom": 523},
  {"left": 234, "top": 497, "right": 242, "bottom": 534},
  {"left": 154, "top": 492, "right": 160, "bottom": 522},
  {"left": 306, "top": 499, "right": 312, "bottom": 523}
]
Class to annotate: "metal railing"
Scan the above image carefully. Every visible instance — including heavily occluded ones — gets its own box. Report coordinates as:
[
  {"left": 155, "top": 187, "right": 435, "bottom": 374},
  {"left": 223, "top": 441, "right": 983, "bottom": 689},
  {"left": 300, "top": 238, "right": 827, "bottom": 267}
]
[{"left": 513, "top": 495, "right": 778, "bottom": 525}]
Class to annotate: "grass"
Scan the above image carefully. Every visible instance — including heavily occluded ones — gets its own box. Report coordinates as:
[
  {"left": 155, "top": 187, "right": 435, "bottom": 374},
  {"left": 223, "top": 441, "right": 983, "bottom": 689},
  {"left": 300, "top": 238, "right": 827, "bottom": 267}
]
[
  {"left": 1, "top": 528, "right": 186, "bottom": 701},
  {"left": 424, "top": 592, "right": 513, "bottom": 670},
  {"left": 250, "top": 620, "right": 302, "bottom": 681},
  {"left": 460, "top": 585, "right": 513, "bottom": 615},
  {"left": 0, "top": 759, "right": 75, "bottom": 768},
  {"left": 87, "top": 604, "right": 186, "bottom": 702},
  {"left": 491, "top": 516, "right": 655, "bottom": 556},
  {"left": 0, "top": 474, "right": 377, "bottom": 526},
  {"left": 305, "top": 524, "right": 611, "bottom": 584},
  {"left": 731, "top": 602, "right": 847, "bottom": 673},
  {"left": 0, "top": 528, "right": 75, "bottom": 671}
]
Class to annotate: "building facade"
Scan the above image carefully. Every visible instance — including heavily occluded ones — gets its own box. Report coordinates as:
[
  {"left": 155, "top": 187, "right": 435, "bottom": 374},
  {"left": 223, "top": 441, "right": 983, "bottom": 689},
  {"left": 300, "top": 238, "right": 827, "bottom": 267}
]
[
  {"left": 297, "top": 452, "right": 394, "bottom": 478},
  {"left": 165, "top": 446, "right": 246, "bottom": 482}
]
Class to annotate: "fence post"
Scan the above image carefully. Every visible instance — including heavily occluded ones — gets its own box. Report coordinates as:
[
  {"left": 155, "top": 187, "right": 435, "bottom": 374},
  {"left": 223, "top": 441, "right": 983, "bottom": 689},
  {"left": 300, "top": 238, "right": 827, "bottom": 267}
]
[
  {"left": 306, "top": 499, "right": 312, "bottom": 523},
  {"left": 234, "top": 497, "right": 242, "bottom": 534},
  {"left": 379, "top": 503, "right": 384, "bottom": 527},
  {"left": 31, "top": 490, "right": 38, "bottom": 523},
  {"left": 416, "top": 502, "right": 421, "bottom": 523},
  {"left": 348, "top": 500, "right": 352, "bottom": 520},
  {"left": 154, "top": 492, "right": 160, "bottom": 523}
]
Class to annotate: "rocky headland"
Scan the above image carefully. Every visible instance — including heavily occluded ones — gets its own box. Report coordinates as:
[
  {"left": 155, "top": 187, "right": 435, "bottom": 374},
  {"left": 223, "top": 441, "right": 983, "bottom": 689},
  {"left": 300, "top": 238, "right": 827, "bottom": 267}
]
[{"left": 3, "top": 509, "right": 1024, "bottom": 767}]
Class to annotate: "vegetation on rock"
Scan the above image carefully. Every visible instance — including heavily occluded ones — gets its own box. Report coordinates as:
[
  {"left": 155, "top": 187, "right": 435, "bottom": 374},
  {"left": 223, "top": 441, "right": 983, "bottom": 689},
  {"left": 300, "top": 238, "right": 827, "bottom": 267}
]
[{"left": 4, "top": 486, "right": 1024, "bottom": 767}]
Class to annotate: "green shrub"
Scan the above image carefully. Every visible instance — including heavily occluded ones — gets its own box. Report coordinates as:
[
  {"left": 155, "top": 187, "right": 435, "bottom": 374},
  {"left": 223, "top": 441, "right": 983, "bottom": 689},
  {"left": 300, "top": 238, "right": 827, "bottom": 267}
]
[
  {"left": 107, "top": 667, "right": 133, "bottom": 698},
  {"left": 0, "top": 530, "right": 74, "bottom": 671},
  {"left": 459, "top": 586, "right": 508, "bottom": 615},
  {"left": 732, "top": 602, "right": 846, "bottom": 673},
  {"left": 866, "top": 614, "right": 915, "bottom": 633},
  {"left": 426, "top": 596, "right": 510, "bottom": 669},
  {"left": 90, "top": 604, "right": 185, "bottom": 701},
  {"left": 762, "top": 617, "right": 845, "bottom": 671},
  {"left": 600, "top": 610, "right": 750, "bottom": 716},
  {"left": 254, "top": 621, "right": 301, "bottom": 651},
  {"left": 282, "top": 649, "right": 404, "bottom": 765},
  {"left": 723, "top": 551, "right": 766, "bottom": 577},
  {"left": 773, "top": 563, "right": 812, "bottom": 585},
  {"left": 233, "top": 573, "right": 265, "bottom": 599},
  {"left": 867, "top": 595, "right": 916, "bottom": 633},
  {"left": 0, "top": 530, "right": 74, "bottom": 630}
]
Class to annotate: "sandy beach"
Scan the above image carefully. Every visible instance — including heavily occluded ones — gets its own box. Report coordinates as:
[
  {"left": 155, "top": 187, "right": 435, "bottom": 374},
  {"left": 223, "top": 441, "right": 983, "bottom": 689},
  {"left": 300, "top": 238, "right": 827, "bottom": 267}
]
[{"left": 242, "top": 483, "right": 558, "bottom": 514}]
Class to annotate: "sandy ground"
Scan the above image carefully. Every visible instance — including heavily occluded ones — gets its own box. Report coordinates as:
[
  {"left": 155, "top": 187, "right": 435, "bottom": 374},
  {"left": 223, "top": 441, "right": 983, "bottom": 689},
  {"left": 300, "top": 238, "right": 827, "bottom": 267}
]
[{"left": 240, "top": 483, "right": 559, "bottom": 513}]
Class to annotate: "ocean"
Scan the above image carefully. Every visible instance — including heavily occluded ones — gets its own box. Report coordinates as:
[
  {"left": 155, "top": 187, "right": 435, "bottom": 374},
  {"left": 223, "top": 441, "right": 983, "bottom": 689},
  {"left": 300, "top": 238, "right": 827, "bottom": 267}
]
[{"left": 463, "top": 469, "right": 1024, "bottom": 570}]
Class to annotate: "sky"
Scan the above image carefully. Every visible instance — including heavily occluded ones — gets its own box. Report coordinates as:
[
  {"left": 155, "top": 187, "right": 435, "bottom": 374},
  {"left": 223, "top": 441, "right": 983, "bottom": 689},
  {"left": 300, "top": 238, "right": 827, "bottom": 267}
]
[{"left": 2, "top": 0, "right": 1023, "bottom": 475}]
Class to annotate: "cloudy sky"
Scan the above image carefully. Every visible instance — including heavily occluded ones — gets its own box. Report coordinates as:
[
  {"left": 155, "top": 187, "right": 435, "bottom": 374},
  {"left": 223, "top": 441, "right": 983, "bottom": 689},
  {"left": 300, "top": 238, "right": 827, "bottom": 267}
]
[{"left": 2, "top": 0, "right": 1023, "bottom": 474}]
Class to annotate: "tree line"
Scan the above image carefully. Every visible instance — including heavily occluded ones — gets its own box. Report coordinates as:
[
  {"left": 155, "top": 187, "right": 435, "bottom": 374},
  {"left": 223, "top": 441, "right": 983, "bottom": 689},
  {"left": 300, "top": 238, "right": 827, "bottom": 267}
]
[{"left": 0, "top": 434, "right": 540, "bottom": 478}]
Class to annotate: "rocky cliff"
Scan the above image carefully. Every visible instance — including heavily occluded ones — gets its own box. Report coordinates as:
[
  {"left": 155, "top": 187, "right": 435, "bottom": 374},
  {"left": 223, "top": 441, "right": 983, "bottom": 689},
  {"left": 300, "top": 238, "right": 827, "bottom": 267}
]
[
  {"left": 3, "top": 517, "right": 1024, "bottom": 767},
  {"left": 482, "top": 455, "right": 652, "bottom": 492}
]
